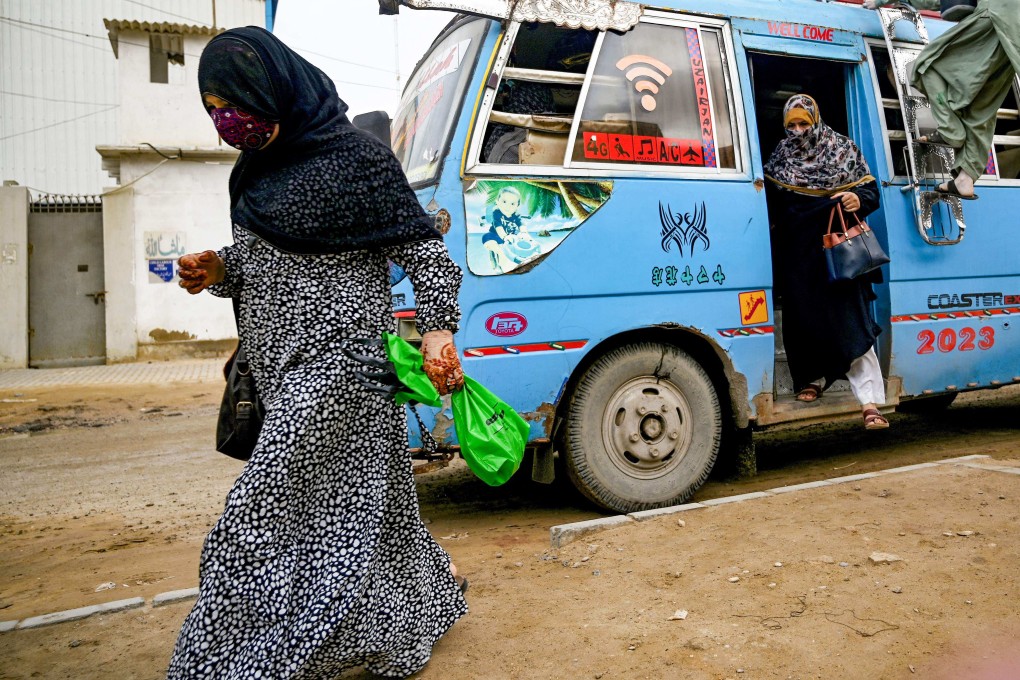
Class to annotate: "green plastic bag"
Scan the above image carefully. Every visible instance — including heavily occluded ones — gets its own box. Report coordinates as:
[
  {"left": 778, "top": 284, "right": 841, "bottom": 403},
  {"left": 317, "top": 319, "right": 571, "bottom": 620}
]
[
  {"left": 382, "top": 333, "right": 441, "bottom": 408},
  {"left": 451, "top": 375, "right": 528, "bottom": 487},
  {"left": 382, "top": 333, "right": 527, "bottom": 486}
]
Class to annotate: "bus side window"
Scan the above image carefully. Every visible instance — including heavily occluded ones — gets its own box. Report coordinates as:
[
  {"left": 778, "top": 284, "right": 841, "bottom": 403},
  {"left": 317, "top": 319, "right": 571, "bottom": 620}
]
[
  {"left": 992, "top": 79, "right": 1020, "bottom": 180},
  {"left": 570, "top": 22, "right": 738, "bottom": 170},
  {"left": 480, "top": 23, "right": 597, "bottom": 165}
]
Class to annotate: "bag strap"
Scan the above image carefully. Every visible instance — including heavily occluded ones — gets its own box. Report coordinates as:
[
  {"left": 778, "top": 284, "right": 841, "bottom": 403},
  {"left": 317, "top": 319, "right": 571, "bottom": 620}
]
[
  {"left": 827, "top": 204, "right": 850, "bottom": 236},
  {"left": 846, "top": 209, "right": 866, "bottom": 230},
  {"left": 408, "top": 404, "right": 439, "bottom": 455}
]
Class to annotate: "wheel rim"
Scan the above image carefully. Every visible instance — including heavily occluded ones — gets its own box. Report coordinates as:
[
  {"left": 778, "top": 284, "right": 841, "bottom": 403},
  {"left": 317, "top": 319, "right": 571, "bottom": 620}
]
[{"left": 600, "top": 376, "right": 694, "bottom": 481}]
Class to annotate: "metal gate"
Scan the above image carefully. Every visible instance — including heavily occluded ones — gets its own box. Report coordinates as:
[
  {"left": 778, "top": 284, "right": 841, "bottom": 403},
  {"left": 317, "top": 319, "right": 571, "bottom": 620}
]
[{"left": 28, "top": 194, "right": 106, "bottom": 367}]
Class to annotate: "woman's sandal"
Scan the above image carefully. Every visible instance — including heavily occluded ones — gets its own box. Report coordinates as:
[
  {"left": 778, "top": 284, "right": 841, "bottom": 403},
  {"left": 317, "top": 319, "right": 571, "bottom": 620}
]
[
  {"left": 935, "top": 178, "right": 978, "bottom": 200},
  {"left": 796, "top": 384, "right": 822, "bottom": 402},
  {"left": 455, "top": 575, "right": 469, "bottom": 594},
  {"left": 862, "top": 408, "right": 890, "bottom": 430}
]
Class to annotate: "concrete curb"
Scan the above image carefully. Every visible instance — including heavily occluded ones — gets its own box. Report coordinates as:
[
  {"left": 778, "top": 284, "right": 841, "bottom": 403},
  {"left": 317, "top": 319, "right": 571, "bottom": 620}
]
[
  {"left": 2, "top": 588, "right": 200, "bottom": 633},
  {"left": 548, "top": 455, "right": 1005, "bottom": 548},
  {"left": 153, "top": 588, "right": 200, "bottom": 608},
  {"left": 550, "top": 515, "right": 633, "bottom": 549},
  {"left": 628, "top": 502, "right": 705, "bottom": 522},
  {"left": 17, "top": 597, "right": 145, "bottom": 630}
]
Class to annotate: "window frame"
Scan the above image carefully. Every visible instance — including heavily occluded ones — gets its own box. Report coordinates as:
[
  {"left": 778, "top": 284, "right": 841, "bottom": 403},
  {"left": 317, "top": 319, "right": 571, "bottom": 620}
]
[
  {"left": 865, "top": 38, "right": 1020, "bottom": 187},
  {"left": 148, "top": 32, "right": 184, "bottom": 85},
  {"left": 393, "top": 16, "right": 491, "bottom": 190},
  {"left": 464, "top": 11, "right": 749, "bottom": 180}
]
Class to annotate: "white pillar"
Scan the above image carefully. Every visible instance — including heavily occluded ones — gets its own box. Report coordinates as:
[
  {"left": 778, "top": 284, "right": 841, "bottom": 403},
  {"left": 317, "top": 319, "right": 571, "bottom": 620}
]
[
  {"left": 0, "top": 186, "right": 30, "bottom": 368},
  {"left": 101, "top": 187, "right": 139, "bottom": 362}
]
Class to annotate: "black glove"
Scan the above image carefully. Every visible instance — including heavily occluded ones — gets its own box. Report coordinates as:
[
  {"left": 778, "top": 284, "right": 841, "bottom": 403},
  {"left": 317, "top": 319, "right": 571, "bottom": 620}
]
[{"left": 341, "top": 345, "right": 410, "bottom": 400}]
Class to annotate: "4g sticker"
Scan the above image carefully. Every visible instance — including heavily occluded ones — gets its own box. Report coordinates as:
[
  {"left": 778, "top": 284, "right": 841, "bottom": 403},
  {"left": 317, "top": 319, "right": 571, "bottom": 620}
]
[{"left": 917, "top": 327, "right": 995, "bottom": 354}]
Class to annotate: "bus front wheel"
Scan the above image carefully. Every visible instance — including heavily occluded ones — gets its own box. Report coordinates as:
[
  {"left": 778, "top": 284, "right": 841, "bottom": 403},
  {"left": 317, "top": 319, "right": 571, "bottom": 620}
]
[{"left": 563, "top": 343, "right": 722, "bottom": 513}]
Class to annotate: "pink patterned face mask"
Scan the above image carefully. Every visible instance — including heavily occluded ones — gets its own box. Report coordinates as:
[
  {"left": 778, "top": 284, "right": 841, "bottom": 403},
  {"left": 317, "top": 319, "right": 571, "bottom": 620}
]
[{"left": 209, "top": 107, "right": 276, "bottom": 150}]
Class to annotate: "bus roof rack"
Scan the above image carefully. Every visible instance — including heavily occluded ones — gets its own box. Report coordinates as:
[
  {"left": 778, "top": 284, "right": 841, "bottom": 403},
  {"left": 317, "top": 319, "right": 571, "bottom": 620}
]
[{"left": 377, "top": 0, "right": 643, "bottom": 32}]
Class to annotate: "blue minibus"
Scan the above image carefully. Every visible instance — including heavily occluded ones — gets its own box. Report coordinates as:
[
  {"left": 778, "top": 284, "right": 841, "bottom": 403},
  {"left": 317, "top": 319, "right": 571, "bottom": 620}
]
[{"left": 374, "top": 0, "right": 1020, "bottom": 512}]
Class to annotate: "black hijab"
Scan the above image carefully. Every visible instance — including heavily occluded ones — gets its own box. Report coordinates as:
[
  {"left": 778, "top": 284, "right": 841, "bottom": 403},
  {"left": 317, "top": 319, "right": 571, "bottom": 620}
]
[{"left": 197, "top": 27, "right": 439, "bottom": 254}]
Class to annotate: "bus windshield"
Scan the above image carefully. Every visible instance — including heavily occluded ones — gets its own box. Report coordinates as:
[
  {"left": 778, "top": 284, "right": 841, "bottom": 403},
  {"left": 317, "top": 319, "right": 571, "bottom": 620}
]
[{"left": 391, "top": 18, "right": 488, "bottom": 186}]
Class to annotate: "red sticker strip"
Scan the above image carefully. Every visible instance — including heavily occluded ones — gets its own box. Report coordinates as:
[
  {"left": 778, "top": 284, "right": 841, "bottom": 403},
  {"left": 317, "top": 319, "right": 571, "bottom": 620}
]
[
  {"left": 891, "top": 307, "right": 1020, "bottom": 322},
  {"left": 718, "top": 326, "right": 774, "bottom": 338},
  {"left": 582, "top": 132, "right": 704, "bottom": 166},
  {"left": 464, "top": 340, "right": 588, "bottom": 358}
]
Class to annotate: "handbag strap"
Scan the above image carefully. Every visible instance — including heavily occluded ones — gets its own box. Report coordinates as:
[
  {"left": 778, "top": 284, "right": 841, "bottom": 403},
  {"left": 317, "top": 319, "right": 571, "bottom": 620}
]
[
  {"left": 827, "top": 202, "right": 868, "bottom": 236},
  {"left": 827, "top": 204, "right": 849, "bottom": 236},
  {"left": 408, "top": 404, "right": 439, "bottom": 455}
]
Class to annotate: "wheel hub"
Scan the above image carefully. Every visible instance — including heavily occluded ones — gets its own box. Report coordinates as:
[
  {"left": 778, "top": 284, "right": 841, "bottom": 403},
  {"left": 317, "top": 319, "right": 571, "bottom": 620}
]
[{"left": 602, "top": 377, "right": 694, "bottom": 480}]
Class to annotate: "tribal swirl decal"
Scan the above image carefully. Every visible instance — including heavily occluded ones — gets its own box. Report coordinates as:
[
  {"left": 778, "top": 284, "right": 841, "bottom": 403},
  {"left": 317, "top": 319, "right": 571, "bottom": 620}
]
[{"left": 659, "top": 201, "right": 710, "bottom": 257}]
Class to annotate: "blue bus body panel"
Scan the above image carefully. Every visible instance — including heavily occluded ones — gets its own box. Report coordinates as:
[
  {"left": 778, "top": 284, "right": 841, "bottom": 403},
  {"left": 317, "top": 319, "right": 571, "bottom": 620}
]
[{"left": 397, "top": 0, "right": 1018, "bottom": 447}]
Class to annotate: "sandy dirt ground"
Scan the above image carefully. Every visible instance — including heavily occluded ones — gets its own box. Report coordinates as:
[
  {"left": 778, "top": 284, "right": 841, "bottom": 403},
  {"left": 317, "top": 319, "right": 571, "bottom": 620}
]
[{"left": 1, "top": 382, "right": 1019, "bottom": 679}]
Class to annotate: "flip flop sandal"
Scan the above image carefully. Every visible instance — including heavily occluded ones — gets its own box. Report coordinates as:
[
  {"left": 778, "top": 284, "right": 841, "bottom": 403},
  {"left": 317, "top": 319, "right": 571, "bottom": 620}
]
[
  {"left": 456, "top": 575, "right": 469, "bottom": 594},
  {"left": 796, "top": 384, "right": 822, "bottom": 402},
  {"left": 863, "top": 408, "right": 890, "bottom": 430},
  {"left": 935, "top": 178, "right": 978, "bottom": 200}
]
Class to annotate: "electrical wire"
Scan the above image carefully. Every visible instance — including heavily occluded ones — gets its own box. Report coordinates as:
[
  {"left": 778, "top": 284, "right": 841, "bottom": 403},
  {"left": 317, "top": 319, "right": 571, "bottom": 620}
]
[
  {"left": 0, "top": 89, "right": 114, "bottom": 107},
  {"left": 0, "top": 17, "right": 113, "bottom": 53},
  {"left": 121, "top": 0, "right": 210, "bottom": 25},
  {"left": 0, "top": 15, "right": 108, "bottom": 39},
  {"left": 19, "top": 156, "right": 178, "bottom": 198},
  {"left": 294, "top": 47, "right": 397, "bottom": 75},
  {"left": 0, "top": 14, "right": 405, "bottom": 140},
  {"left": 22, "top": 146, "right": 236, "bottom": 197},
  {"left": 0, "top": 15, "right": 402, "bottom": 88},
  {"left": 100, "top": 156, "right": 175, "bottom": 195},
  {"left": 142, "top": 142, "right": 179, "bottom": 160},
  {"left": 0, "top": 105, "right": 119, "bottom": 142}
]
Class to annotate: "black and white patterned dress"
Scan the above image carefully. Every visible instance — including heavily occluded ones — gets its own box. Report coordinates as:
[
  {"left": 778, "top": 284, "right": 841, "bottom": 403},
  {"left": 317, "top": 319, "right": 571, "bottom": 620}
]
[{"left": 168, "top": 226, "right": 467, "bottom": 679}]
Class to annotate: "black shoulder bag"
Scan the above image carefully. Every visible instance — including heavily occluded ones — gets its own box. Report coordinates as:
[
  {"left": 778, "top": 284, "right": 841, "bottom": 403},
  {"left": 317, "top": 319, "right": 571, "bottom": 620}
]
[{"left": 215, "top": 298, "right": 265, "bottom": 461}]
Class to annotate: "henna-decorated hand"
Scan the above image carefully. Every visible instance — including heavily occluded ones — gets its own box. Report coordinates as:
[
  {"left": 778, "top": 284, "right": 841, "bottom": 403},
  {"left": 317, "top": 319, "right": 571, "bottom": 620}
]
[
  {"left": 177, "top": 250, "right": 225, "bottom": 294},
  {"left": 421, "top": 330, "right": 464, "bottom": 396}
]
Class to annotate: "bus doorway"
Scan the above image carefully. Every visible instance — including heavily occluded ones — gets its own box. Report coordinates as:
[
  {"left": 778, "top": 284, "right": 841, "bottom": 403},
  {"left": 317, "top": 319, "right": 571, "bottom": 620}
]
[{"left": 748, "top": 52, "right": 881, "bottom": 415}]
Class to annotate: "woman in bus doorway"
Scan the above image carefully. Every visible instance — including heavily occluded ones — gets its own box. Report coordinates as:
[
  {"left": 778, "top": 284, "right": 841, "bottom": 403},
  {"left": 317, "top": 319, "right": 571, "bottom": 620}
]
[{"left": 765, "top": 94, "right": 890, "bottom": 430}]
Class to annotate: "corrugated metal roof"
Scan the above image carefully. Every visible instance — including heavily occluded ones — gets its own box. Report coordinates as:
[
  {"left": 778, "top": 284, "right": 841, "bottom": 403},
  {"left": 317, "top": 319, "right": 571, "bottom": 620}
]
[
  {"left": 103, "top": 19, "right": 224, "bottom": 58},
  {"left": 103, "top": 19, "right": 224, "bottom": 34}
]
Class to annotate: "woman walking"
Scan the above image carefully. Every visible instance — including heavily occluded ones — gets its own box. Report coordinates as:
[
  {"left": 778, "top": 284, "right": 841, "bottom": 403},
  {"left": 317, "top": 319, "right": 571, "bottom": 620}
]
[
  {"left": 171, "top": 27, "right": 467, "bottom": 678},
  {"left": 765, "top": 94, "right": 890, "bottom": 430}
]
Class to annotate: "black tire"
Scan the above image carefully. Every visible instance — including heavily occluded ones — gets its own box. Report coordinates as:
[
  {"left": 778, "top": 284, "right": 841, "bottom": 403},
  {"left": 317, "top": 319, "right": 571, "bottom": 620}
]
[
  {"left": 896, "top": 392, "right": 958, "bottom": 414},
  {"left": 563, "top": 342, "right": 722, "bottom": 513}
]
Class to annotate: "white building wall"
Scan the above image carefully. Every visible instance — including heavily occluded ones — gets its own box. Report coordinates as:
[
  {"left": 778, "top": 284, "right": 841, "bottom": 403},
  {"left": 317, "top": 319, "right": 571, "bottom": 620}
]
[
  {"left": 116, "top": 32, "right": 222, "bottom": 147},
  {"left": 104, "top": 152, "right": 238, "bottom": 361},
  {"left": 0, "top": 0, "right": 265, "bottom": 195}
]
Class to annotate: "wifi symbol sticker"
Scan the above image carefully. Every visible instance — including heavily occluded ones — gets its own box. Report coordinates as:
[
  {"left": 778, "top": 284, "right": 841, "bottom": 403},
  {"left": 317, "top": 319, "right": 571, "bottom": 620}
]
[{"left": 616, "top": 55, "right": 673, "bottom": 112}]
